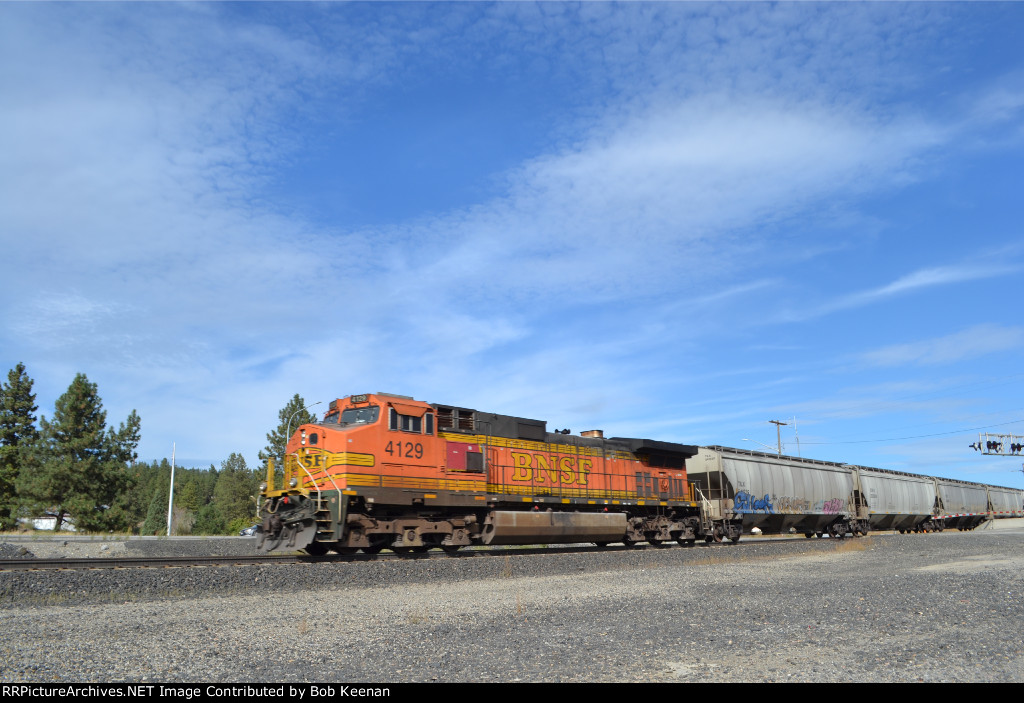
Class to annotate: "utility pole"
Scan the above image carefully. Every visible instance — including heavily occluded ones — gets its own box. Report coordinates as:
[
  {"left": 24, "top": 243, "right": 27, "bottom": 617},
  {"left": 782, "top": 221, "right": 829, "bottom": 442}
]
[{"left": 769, "top": 420, "right": 788, "bottom": 456}]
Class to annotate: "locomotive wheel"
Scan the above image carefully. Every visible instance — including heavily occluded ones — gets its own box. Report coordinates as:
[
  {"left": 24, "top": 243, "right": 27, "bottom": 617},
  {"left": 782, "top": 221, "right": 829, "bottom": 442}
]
[
  {"left": 362, "top": 536, "right": 389, "bottom": 554},
  {"left": 304, "top": 542, "right": 329, "bottom": 556}
]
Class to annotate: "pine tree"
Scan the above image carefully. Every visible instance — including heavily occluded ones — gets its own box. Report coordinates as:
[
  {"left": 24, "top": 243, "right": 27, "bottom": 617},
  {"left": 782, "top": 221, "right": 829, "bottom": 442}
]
[
  {"left": 258, "top": 394, "right": 317, "bottom": 471},
  {"left": 17, "top": 373, "right": 138, "bottom": 532},
  {"left": 212, "top": 452, "right": 258, "bottom": 530},
  {"left": 108, "top": 409, "right": 141, "bottom": 466},
  {"left": 0, "top": 363, "right": 38, "bottom": 530}
]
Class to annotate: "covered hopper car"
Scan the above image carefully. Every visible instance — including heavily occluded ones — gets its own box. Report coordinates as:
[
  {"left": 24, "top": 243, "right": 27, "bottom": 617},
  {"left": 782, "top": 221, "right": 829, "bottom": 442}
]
[
  {"left": 256, "top": 393, "right": 1024, "bottom": 554},
  {"left": 687, "top": 446, "right": 1024, "bottom": 538}
]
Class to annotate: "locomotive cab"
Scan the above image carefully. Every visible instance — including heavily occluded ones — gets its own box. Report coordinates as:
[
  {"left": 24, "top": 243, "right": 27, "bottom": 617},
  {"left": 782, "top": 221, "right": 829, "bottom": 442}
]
[{"left": 257, "top": 393, "right": 445, "bottom": 554}]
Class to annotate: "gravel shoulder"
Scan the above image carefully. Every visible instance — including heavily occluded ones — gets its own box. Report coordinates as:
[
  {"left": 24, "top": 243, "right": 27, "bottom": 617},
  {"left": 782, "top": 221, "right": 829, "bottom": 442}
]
[{"left": 1, "top": 528, "right": 1022, "bottom": 683}]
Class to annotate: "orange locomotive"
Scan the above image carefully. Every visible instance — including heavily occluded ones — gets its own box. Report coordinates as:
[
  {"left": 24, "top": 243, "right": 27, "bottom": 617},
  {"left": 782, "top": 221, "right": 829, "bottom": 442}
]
[{"left": 257, "top": 392, "right": 732, "bottom": 555}]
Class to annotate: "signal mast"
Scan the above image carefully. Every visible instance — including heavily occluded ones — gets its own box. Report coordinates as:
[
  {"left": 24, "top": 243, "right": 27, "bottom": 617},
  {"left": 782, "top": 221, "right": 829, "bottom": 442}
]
[{"left": 967, "top": 432, "right": 1024, "bottom": 456}]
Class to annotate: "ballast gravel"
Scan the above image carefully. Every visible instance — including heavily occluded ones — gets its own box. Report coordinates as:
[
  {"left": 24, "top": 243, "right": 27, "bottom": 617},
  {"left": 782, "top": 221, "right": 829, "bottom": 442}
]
[{"left": 1, "top": 528, "right": 1023, "bottom": 683}]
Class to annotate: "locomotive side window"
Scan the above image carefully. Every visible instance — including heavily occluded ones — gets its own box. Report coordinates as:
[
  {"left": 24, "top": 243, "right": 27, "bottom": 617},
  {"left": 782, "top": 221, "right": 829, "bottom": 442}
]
[{"left": 389, "top": 408, "right": 422, "bottom": 433}]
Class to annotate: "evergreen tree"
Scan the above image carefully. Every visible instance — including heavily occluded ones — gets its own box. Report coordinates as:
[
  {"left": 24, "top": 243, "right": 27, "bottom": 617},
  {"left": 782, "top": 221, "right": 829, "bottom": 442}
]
[
  {"left": 138, "top": 459, "right": 172, "bottom": 535},
  {"left": 212, "top": 452, "right": 258, "bottom": 529},
  {"left": 108, "top": 409, "right": 141, "bottom": 465},
  {"left": 17, "top": 373, "right": 139, "bottom": 532},
  {"left": 258, "top": 394, "right": 317, "bottom": 473},
  {"left": 0, "top": 363, "right": 38, "bottom": 530}
]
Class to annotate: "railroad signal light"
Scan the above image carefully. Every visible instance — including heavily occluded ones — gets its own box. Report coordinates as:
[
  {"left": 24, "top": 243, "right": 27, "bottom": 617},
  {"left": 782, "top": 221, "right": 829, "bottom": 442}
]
[{"left": 970, "top": 433, "right": 1024, "bottom": 457}]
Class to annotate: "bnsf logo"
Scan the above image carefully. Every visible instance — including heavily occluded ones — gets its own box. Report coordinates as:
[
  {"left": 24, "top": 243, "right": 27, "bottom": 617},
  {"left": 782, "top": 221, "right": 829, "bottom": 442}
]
[{"left": 510, "top": 451, "right": 592, "bottom": 486}]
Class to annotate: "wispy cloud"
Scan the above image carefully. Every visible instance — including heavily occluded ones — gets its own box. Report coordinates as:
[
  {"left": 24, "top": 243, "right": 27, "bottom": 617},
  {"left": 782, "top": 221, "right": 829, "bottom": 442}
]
[
  {"left": 782, "top": 263, "right": 1021, "bottom": 322},
  {"left": 863, "top": 324, "right": 1024, "bottom": 367}
]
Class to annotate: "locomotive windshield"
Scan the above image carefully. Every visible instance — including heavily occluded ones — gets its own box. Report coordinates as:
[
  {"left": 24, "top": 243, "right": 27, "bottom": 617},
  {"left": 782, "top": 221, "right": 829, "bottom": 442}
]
[
  {"left": 319, "top": 405, "right": 380, "bottom": 425},
  {"left": 322, "top": 405, "right": 380, "bottom": 426}
]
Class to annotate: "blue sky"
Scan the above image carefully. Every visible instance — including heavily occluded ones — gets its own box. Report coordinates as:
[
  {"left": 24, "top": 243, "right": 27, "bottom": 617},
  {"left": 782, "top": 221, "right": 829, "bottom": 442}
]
[{"left": 2, "top": 2, "right": 1022, "bottom": 488}]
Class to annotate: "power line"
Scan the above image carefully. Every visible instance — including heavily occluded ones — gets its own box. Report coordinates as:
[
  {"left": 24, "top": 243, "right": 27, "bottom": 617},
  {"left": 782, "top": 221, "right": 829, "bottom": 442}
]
[
  {"left": 790, "top": 374, "right": 1024, "bottom": 441},
  {"left": 800, "top": 418, "right": 1024, "bottom": 445}
]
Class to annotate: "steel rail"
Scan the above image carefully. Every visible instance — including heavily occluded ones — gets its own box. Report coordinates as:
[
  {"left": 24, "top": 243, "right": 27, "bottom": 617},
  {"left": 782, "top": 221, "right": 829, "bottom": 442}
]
[
  {"left": 0, "top": 530, "right": 888, "bottom": 572},
  {"left": 0, "top": 541, "right": 700, "bottom": 571}
]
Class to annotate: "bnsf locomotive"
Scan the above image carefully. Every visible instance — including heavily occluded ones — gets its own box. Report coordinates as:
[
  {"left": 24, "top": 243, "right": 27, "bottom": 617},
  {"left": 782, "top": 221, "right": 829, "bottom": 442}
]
[{"left": 256, "top": 393, "right": 1024, "bottom": 555}]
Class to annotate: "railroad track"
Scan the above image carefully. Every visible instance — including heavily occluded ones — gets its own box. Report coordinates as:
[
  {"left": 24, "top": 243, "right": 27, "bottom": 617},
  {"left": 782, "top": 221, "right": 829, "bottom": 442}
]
[{"left": 0, "top": 540, "right": 728, "bottom": 571}]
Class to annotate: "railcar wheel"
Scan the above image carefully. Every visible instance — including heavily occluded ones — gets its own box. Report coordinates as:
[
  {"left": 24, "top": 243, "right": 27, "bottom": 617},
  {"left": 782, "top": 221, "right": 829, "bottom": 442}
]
[
  {"left": 805, "top": 533, "right": 814, "bottom": 538},
  {"left": 441, "top": 545, "right": 463, "bottom": 554},
  {"left": 622, "top": 538, "right": 636, "bottom": 547},
  {"left": 594, "top": 542, "right": 609, "bottom": 548},
  {"left": 330, "top": 545, "right": 358, "bottom": 555},
  {"left": 815, "top": 532, "right": 824, "bottom": 539},
  {"left": 648, "top": 539, "right": 664, "bottom": 547},
  {"left": 391, "top": 547, "right": 414, "bottom": 555}
]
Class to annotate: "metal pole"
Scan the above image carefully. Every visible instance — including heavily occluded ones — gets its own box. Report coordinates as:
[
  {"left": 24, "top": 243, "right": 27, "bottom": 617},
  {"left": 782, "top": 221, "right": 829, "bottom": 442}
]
[{"left": 166, "top": 442, "right": 176, "bottom": 537}]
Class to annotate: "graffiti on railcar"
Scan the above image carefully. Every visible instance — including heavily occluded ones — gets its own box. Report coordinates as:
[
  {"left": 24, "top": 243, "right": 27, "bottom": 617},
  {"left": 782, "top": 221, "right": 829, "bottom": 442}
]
[
  {"left": 775, "top": 496, "right": 810, "bottom": 513},
  {"left": 734, "top": 491, "right": 774, "bottom": 513},
  {"left": 819, "top": 498, "right": 845, "bottom": 514},
  {"left": 736, "top": 493, "right": 847, "bottom": 515}
]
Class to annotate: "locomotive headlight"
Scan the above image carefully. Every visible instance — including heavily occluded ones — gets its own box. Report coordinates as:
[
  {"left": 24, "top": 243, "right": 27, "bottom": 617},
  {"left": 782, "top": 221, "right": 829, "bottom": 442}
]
[
  {"left": 259, "top": 482, "right": 267, "bottom": 492},
  {"left": 289, "top": 477, "right": 298, "bottom": 488}
]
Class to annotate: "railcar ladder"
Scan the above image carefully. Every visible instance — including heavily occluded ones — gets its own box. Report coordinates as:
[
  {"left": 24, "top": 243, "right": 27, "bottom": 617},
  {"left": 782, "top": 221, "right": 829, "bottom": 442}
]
[{"left": 693, "top": 486, "right": 718, "bottom": 533}]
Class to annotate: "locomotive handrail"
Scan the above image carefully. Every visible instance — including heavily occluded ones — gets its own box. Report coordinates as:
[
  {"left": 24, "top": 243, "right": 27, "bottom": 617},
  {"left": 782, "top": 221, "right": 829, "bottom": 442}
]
[{"left": 294, "top": 454, "right": 322, "bottom": 504}]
